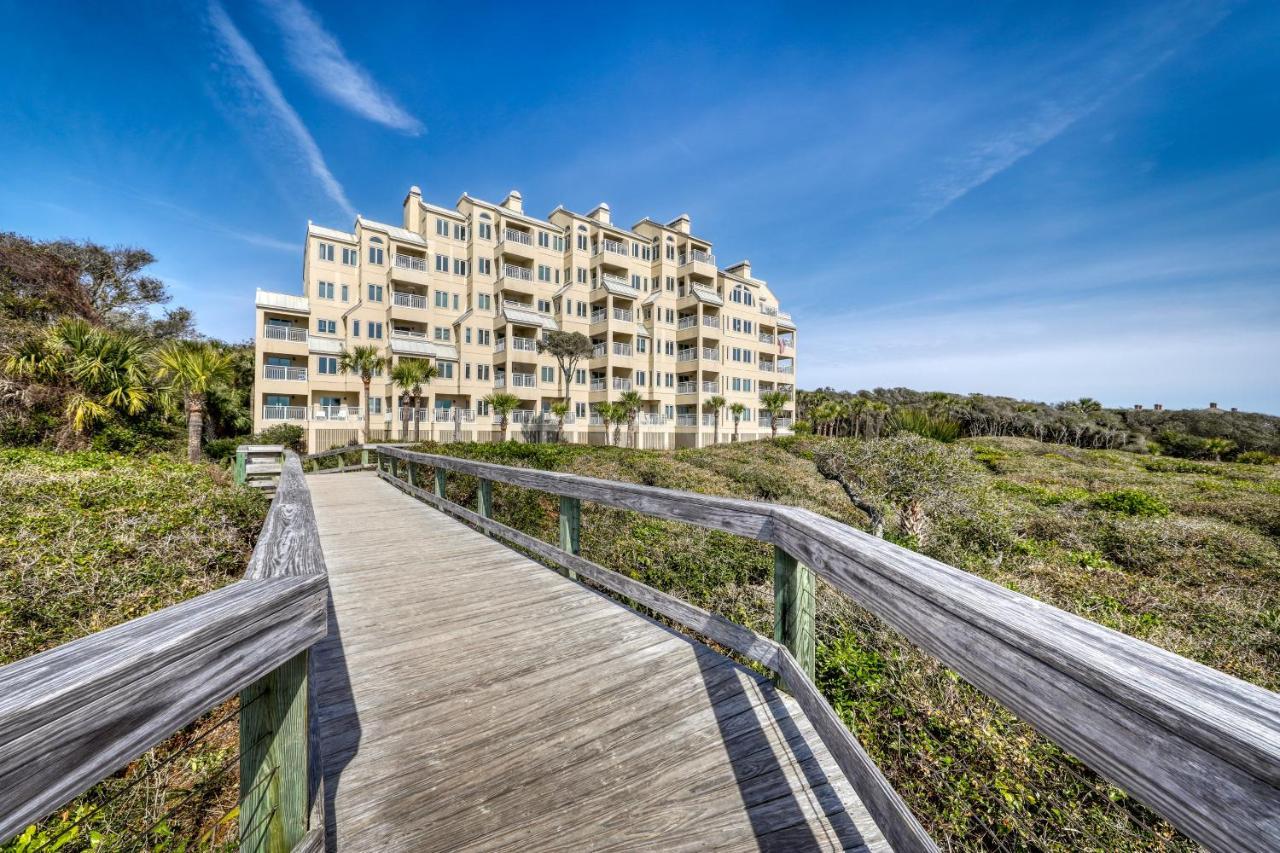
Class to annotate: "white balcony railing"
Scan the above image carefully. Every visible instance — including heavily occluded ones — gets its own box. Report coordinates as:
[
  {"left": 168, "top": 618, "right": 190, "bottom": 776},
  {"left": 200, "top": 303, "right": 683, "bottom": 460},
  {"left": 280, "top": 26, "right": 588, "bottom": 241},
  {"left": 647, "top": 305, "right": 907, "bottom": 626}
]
[
  {"left": 392, "top": 328, "right": 427, "bottom": 339},
  {"left": 701, "top": 347, "right": 719, "bottom": 361},
  {"left": 311, "top": 405, "right": 360, "bottom": 421},
  {"left": 393, "top": 291, "right": 427, "bottom": 309},
  {"left": 612, "top": 342, "right": 632, "bottom": 356},
  {"left": 590, "top": 379, "right": 606, "bottom": 391},
  {"left": 679, "top": 250, "right": 715, "bottom": 266},
  {"left": 592, "top": 308, "right": 634, "bottom": 323},
  {"left": 703, "top": 316, "right": 720, "bottom": 329},
  {"left": 393, "top": 254, "right": 427, "bottom": 272},
  {"left": 780, "top": 338, "right": 795, "bottom": 349},
  {"left": 502, "top": 264, "right": 533, "bottom": 281},
  {"left": 263, "top": 365, "right": 307, "bottom": 382},
  {"left": 502, "top": 228, "right": 532, "bottom": 246},
  {"left": 511, "top": 373, "right": 537, "bottom": 388},
  {"left": 262, "top": 405, "right": 306, "bottom": 421},
  {"left": 509, "top": 409, "right": 539, "bottom": 424},
  {"left": 777, "top": 364, "right": 794, "bottom": 375},
  {"left": 677, "top": 381, "right": 697, "bottom": 394},
  {"left": 432, "top": 408, "right": 476, "bottom": 422},
  {"left": 600, "top": 272, "right": 630, "bottom": 289},
  {"left": 759, "top": 362, "right": 776, "bottom": 372},
  {"left": 702, "top": 381, "right": 719, "bottom": 393},
  {"left": 759, "top": 333, "right": 775, "bottom": 344},
  {"left": 676, "top": 414, "right": 698, "bottom": 427},
  {"left": 639, "top": 413, "right": 667, "bottom": 425},
  {"left": 677, "top": 349, "right": 697, "bottom": 362},
  {"left": 598, "top": 239, "right": 627, "bottom": 256},
  {"left": 759, "top": 416, "right": 794, "bottom": 428},
  {"left": 592, "top": 343, "right": 606, "bottom": 358},
  {"left": 262, "top": 325, "right": 307, "bottom": 342},
  {"left": 612, "top": 378, "right": 632, "bottom": 391},
  {"left": 677, "top": 316, "right": 697, "bottom": 329}
]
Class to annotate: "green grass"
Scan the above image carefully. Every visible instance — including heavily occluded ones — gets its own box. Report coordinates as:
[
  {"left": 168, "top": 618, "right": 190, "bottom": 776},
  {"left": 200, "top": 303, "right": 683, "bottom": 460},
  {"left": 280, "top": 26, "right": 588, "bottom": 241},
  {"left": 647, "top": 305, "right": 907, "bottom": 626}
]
[
  {"left": 0, "top": 449, "right": 267, "bottom": 850},
  {"left": 409, "top": 436, "right": 1279, "bottom": 851}
]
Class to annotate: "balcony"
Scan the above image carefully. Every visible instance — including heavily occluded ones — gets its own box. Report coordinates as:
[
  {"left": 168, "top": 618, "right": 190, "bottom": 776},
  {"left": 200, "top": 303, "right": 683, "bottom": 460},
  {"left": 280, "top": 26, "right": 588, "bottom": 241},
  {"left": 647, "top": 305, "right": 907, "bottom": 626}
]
[
  {"left": 678, "top": 250, "right": 717, "bottom": 279},
  {"left": 495, "top": 336, "right": 538, "bottom": 354},
  {"left": 638, "top": 413, "right": 667, "bottom": 426},
  {"left": 502, "top": 229, "right": 532, "bottom": 246},
  {"left": 702, "top": 380, "right": 719, "bottom": 393},
  {"left": 777, "top": 364, "right": 794, "bottom": 375},
  {"left": 392, "top": 328, "right": 427, "bottom": 339},
  {"left": 510, "top": 409, "right": 541, "bottom": 424},
  {"left": 612, "top": 378, "right": 632, "bottom": 391},
  {"left": 678, "top": 250, "right": 715, "bottom": 266},
  {"left": 682, "top": 347, "right": 720, "bottom": 362},
  {"left": 703, "top": 316, "right": 720, "bottom": 329},
  {"left": 593, "top": 342, "right": 633, "bottom": 358},
  {"left": 262, "top": 325, "right": 307, "bottom": 343},
  {"left": 311, "top": 405, "right": 362, "bottom": 421},
  {"left": 594, "top": 239, "right": 627, "bottom": 257},
  {"left": 393, "top": 291, "right": 427, "bottom": 310},
  {"left": 262, "top": 405, "right": 307, "bottom": 421},
  {"left": 390, "top": 253, "right": 430, "bottom": 285},
  {"left": 759, "top": 333, "right": 775, "bottom": 345},
  {"left": 677, "top": 315, "right": 698, "bottom": 330},
  {"left": 433, "top": 408, "right": 476, "bottom": 422},
  {"left": 502, "top": 263, "right": 533, "bottom": 281},
  {"left": 677, "top": 381, "right": 697, "bottom": 394},
  {"left": 759, "top": 362, "right": 776, "bottom": 373},
  {"left": 263, "top": 365, "right": 308, "bottom": 382},
  {"left": 590, "top": 378, "right": 607, "bottom": 391},
  {"left": 499, "top": 229, "right": 535, "bottom": 259},
  {"left": 677, "top": 349, "right": 697, "bottom": 363},
  {"left": 591, "top": 307, "right": 633, "bottom": 324},
  {"left": 676, "top": 414, "right": 698, "bottom": 427},
  {"left": 759, "top": 416, "right": 794, "bottom": 428},
  {"left": 496, "top": 373, "right": 537, "bottom": 389}
]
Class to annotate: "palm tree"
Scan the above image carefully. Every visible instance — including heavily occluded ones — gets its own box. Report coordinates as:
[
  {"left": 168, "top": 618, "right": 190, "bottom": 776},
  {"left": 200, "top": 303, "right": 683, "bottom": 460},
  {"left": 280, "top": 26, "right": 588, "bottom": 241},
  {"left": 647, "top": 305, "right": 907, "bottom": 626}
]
[
  {"left": 595, "top": 401, "right": 628, "bottom": 446},
  {"left": 390, "top": 359, "right": 438, "bottom": 443},
  {"left": 730, "top": 402, "right": 745, "bottom": 441},
  {"left": 704, "top": 395, "right": 726, "bottom": 444},
  {"left": 5, "top": 319, "right": 152, "bottom": 441},
  {"left": 338, "top": 345, "right": 388, "bottom": 442},
  {"left": 549, "top": 400, "right": 570, "bottom": 443},
  {"left": 813, "top": 400, "right": 839, "bottom": 436},
  {"left": 618, "top": 390, "right": 643, "bottom": 448},
  {"left": 760, "top": 390, "right": 790, "bottom": 439},
  {"left": 848, "top": 397, "right": 867, "bottom": 438},
  {"left": 484, "top": 391, "right": 520, "bottom": 441},
  {"left": 153, "top": 342, "right": 236, "bottom": 462},
  {"left": 865, "top": 400, "right": 890, "bottom": 438}
]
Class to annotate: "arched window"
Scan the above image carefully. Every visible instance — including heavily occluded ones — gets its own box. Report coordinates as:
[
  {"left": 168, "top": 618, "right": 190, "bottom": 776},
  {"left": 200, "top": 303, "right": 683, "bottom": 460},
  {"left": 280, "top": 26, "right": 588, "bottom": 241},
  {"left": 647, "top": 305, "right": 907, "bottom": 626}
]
[
  {"left": 369, "top": 236, "right": 383, "bottom": 243},
  {"left": 577, "top": 224, "right": 588, "bottom": 232},
  {"left": 479, "top": 212, "right": 492, "bottom": 220}
]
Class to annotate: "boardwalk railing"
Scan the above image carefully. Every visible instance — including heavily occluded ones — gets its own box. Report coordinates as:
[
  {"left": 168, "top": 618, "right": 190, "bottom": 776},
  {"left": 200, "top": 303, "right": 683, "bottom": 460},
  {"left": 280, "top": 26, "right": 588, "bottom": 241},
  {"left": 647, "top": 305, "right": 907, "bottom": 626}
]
[
  {"left": 369, "top": 443, "right": 1280, "bottom": 853},
  {"left": 0, "top": 451, "right": 329, "bottom": 852}
]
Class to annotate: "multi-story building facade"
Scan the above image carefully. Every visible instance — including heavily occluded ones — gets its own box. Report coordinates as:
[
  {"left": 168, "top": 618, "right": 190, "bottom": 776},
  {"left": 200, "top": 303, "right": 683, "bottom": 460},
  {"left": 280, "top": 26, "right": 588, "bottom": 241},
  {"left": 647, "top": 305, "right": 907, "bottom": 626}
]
[{"left": 252, "top": 186, "right": 796, "bottom": 450}]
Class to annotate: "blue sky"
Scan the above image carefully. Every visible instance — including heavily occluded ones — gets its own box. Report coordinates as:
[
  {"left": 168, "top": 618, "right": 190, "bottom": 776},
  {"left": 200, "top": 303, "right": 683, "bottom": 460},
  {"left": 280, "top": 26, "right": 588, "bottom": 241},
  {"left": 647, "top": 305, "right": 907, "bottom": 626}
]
[{"left": 2, "top": 1, "right": 1277, "bottom": 412}]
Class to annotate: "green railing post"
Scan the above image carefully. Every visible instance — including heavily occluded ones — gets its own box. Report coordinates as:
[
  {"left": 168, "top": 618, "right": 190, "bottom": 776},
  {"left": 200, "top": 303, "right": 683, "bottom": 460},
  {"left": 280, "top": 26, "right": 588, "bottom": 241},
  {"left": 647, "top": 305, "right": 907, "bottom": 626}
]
[
  {"left": 476, "top": 479, "right": 493, "bottom": 518},
  {"left": 434, "top": 468, "right": 447, "bottom": 498},
  {"left": 773, "top": 547, "right": 815, "bottom": 688},
  {"left": 240, "top": 651, "right": 310, "bottom": 853},
  {"left": 407, "top": 461, "right": 418, "bottom": 488},
  {"left": 559, "top": 496, "right": 580, "bottom": 581},
  {"left": 234, "top": 449, "right": 247, "bottom": 485},
  {"left": 361, "top": 448, "right": 369, "bottom": 467}
]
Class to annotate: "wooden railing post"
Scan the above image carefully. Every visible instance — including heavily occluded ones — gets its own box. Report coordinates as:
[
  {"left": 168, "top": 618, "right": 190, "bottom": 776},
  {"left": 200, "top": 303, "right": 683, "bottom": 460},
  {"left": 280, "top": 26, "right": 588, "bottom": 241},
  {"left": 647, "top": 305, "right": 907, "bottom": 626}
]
[
  {"left": 240, "top": 651, "right": 310, "bottom": 853},
  {"left": 361, "top": 448, "right": 369, "bottom": 467},
  {"left": 476, "top": 479, "right": 493, "bottom": 518},
  {"left": 559, "top": 496, "right": 580, "bottom": 581},
  {"left": 234, "top": 448, "right": 248, "bottom": 485},
  {"left": 407, "top": 460, "right": 418, "bottom": 487},
  {"left": 434, "top": 468, "right": 447, "bottom": 498},
  {"left": 774, "top": 547, "right": 815, "bottom": 688}
]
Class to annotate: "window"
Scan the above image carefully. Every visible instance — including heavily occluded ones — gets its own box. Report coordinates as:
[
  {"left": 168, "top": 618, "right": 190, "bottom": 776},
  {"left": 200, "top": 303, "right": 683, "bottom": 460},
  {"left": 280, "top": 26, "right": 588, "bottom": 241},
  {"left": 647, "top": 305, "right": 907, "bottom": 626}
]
[
  {"left": 317, "top": 355, "right": 337, "bottom": 374},
  {"left": 478, "top": 222, "right": 493, "bottom": 240},
  {"left": 744, "top": 378, "right": 753, "bottom": 392},
  {"left": 316, "top": 319, "right": 336, "bottom": 334},
  {"left": 666, "top": 276, "right": 675, "bottom": 291},
  {"left": 478, "top": 257, "right": 492, "bottom": 275},
  {"left": 575, "top": 369, "right": 586, "bottom": 385},
  {"left": 665, "top": 373, "right": 674, "bottom": 387},
  {"left": 576, "top": 301, "right": 587, "bottom": 318},
  {"left": 477, "top": 328, "right": 491, "bottom": 345},
  {"left": 454, "top": 258, "right": 467, "bottom": 276},
  {"left": 537, "top": 265, "right": 551, "bottom": 282},
  {"left": 554, "top": 235, "right": 565, "bottom": 251},
  {"left": 537, "top": 299, "right": 551, "bottom": 313},
  {"left": 637, "top": 338, "right": 647, "bottom": 353},
  {"left": 732, "top": 377, "right": 741, "bottom": 391},
  {"left": 368, "top": 322, "right": 383, "bottom": 339},
  {"left": 316, "top": 280, "right": 334, "bottom": 299},
  {"left": 435, "top": 254, "right": 449, "bottom": 272},
  {"left": 541, "top": 366, "right": 554, "bottom": 383},
  {"left": 368, "top": 397, "right": 382, "bottom": 414},
  {"left": 342, "top": 247, "right": 358, "bottom": 266},
  {"left": 435, "top": 291, "right": 450, "bottom": 308},
  {"left": 317, "top": 242, "right": 334, "bottom": 261},
  {"left": 477, "top": 364, "right": 490, "bottom": 380},
  {"left": 340, "top": 284, "right": 349, "bottom": 302},
  {"left": 538, "top": 231, "right": 550, "bottom": 248},
  {"left": 478, "top": 293, "right": 492, "bottom": 310},
  {"left": 665, "top": 308, "right": 675, "bottom": 323},
  {"left": 453, "top": 294, "right": 460, "bottom": 310},
  {"left": 631, "top": 274, "right": 641, "bottom": 288},
  {"left": 745, "top": 320, "right": 754, "bottom": 334},
  {"left": 436, "top": 218, "right": 449, "bottom": 236},
  {"left": 575, "top": 402, "right": 587, "bottom": 418},
  {"left": 733, "top": 318, "right": 742, "bottom": 332},
  {"left": 454, "top": 223, "right": 467, "bottom": 240},
  {"left": 368, "top": 239, "right": 384, "bottom": 265},
  {"left": 477, "top": 399, "right": 490, "bottom": 415},
  {"left": 631, "top": 243, "right": 639, "bottom": 258},
  {"left": 368, "top": 284, "right": 384, "bottom": 302},
  {"left": 576, "top": 267, "right": 587, "bottom": 283},
  {"left": 434, "top": 327, "right": 451, "bottom": 341},
  {"left": 636, "top": 371, "right": 647, "bottom": 386},
  {"left": 666, "top": 243, "right": 675, "bottom": 260},
  {"left": 352, "top": 320, "right": 360, "bottom": 337},
  {"left": 576, "top": 234, "right": 588, "bottom": 251},
  {"left": 438, "top": 361, "right": 454, "bottom": 379},
  {"left": 665, "top": 340, "right": 674, "bottom": 356},
  {"left": 465, "top": 327, "right": 472, "bottom": 344}
]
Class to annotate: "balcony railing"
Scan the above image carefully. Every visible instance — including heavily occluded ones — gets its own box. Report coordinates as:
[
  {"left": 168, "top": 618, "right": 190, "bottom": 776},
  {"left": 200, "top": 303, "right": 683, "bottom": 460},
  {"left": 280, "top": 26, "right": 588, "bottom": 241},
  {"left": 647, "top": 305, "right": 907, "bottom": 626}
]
[
  {"left": 759, "top": 362, "right": 776, "bottom": 372},
  {"left": 677, "top": 316, "right": 697, "bottom": 329},
  {"left": 612, "top": 342, "right": 632, "bottom": 357},
  {"left": 703, "top": 316, "right": 720, "bottom": 329},
  {"left": 433, "top": 408, "right": 476, "bottom": 422},
  {"left": 590, "top": 379, "right": 606, "bottom": 391},
  {"left": 393, "top": 254, "right": 428, "bottom": 272},
  {"left": 677, "top": 349, "right": 697, "bottom": 362},
  {"left": 263, "top": 365, "right": 307, "bottom": 382},
  {"left": 592, "top": 344, "right": 606, "bottom": 358},
  {"left": 700, "top": 347, "right": 719, "bottom": 361},
  {"left": 777, "top": 364, "right": 794, "bottom": 375},
  {"left": 759, "top": 416, "right": 794, "bottom": 428},
  {"left": 502, "top": 229, "right": 532, "bottom": 246},
  {"left": 760, "top": 305, "right": 778, "bottom": 317},
  {"left": 392, "top": 328, "right": 427, "bottom": 339},
  {"left": 502, "top": 264, "right": 533, "bottom": 281},
  {"left": 679, "top": 250, "right": 715, "bottom": 266},
  {"left": 262, "top": 405, "right": 306, "bottom": 421},
  {"left": 592, "top": 308, "right": 633, "bottom": 323},
  {"left": 311, "top": 405, "right": 360, "bottom": 421},
  {"left": 612, "top": 378, "right": 632, "bottom": 391},
  {"left": 394, "top": 291, "right": 427, "bottom": 309},
  {"left": 780, "top": 338, "right": 795, "bottom": 349},
  {"left": 677, "top": 381, "right": 697, "bottom": 394},
  {"left": 759, "top": 333, "right": 775, "bottom": 345},
  {"left": 509, "top": 409, "right": 539, "bottom": 424},
  {"left": 676, "top": 414, "right": 698, "bottom": 427},
  {"left": 262, "top": 325, "right": 307, "bottom": 343},
  {"left": 638, "top": 413, "right": 667, "bottom": 425},
  {"left": 509, "top": 373, "right": 537, "bottom": 388},
  {"left": 596, "top": 239, "right": 627, "bottom": 256}
]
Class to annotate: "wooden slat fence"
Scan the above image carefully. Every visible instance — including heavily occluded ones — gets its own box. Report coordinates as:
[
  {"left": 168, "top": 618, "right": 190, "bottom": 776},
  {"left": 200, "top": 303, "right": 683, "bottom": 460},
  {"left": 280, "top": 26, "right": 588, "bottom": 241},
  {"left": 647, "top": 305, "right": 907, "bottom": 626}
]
[
  {"left": 369, "top": 443, "right": 1280, "bottom": 853},
  {"left": 0, "top": 450, "right": 330, "bottom": 852}
]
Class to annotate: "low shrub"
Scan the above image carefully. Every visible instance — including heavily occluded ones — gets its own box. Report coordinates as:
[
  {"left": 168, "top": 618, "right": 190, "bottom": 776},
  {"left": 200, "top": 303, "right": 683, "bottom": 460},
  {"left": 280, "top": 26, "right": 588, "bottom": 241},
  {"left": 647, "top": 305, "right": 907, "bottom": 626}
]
[
  {"left": 1236, "top": 450, "right": 1279, "bottom": 465},
  {"left": 890, "top": 408, "right": 962, "bottom": 442},
  {"left": 254, "top": 423, "right": 305, "bottom": 452},
  {"left": 203, "top": 436, "right": 246, "bottom": 462},
  {"left": 1090, "top": 489, "right": 1171, "bottom": 517}
]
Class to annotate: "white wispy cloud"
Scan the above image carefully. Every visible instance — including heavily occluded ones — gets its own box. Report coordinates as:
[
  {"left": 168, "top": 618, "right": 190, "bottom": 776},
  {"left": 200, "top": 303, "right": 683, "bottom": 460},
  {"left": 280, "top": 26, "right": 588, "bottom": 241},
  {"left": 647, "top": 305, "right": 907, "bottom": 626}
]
[
  {"left": 912, "top": 4, "right": 1233, "bottom": 225},
  {"left": 207, "top": 0, "right": 355, "bottom": 219},
  {"left": 259, "top": 0, "right": 424, "bottom": 135}
]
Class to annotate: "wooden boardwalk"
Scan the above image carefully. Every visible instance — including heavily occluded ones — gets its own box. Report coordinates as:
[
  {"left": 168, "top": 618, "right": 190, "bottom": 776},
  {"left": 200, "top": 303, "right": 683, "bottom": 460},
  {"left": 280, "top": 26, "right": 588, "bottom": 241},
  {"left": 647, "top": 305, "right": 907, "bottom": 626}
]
[{"left": 307, "top": 471, "right": 889, "bottom": 851}]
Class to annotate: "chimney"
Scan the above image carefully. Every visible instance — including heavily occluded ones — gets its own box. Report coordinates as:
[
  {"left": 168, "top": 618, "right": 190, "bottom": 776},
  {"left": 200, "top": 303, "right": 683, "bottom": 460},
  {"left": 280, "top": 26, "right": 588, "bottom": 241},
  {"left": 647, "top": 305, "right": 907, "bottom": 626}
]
[
  {"left": 1134, "top": 404, "right": 1143, "bottom": 411},
  {"left": 1154, "top": 403, "right": 1163, "bottom": 412},
  {"left": 403, "top": 185, "right": 422, "bottom": 232},
  {"left": 588, "top": 202, "right": 611, "bottom": 225},
  {"left": 727, "top": 260, "right": 752, "bottom": 279},
  {"left": 668, "top": 213, "right": 691, "bottom": 234},
  {"left": 501, "top": 190, "right": 523, "bottom": 213},
  {"left": 1209, "top": 402, "right": 1218, "bottom": 410}
]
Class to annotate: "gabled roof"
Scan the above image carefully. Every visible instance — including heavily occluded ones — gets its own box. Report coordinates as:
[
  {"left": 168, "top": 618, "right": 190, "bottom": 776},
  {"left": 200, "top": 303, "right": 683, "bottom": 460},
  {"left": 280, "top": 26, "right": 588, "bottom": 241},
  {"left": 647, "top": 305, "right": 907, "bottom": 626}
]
[
  {"left": 388, "top": 336, "right": 459, "bottom": 360},
  {"left": 356, "top": 216, "right": 428, "bottom": 246},
  {"left": 502, "top": 304, "right": 560, "bottom": 331},
  {"left": 599, "top": 279, "right": 643, "bottom": 299},
  {"left": 690, "top": 285, "right": 724, "bottom": 306},
  {"left": 642, "top": 290, "right": 662, "bottom": 305},
  {"left": 550, "top": 206, "right": 646, "bottom": 241},
  {"left": 307, "top": 223, "right": 357, "bottom": 244},
  {"left": 460, "top": 194, "right": 559, "bottom": 231}
]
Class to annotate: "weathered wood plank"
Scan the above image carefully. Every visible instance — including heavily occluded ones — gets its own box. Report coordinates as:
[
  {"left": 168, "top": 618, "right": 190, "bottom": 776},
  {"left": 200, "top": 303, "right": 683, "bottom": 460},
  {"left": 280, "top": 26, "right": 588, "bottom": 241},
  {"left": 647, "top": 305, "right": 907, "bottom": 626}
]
[
  {"left": 247, "top": 453, "right": 328, "bottom": 581},
  {"left": 241, "top": 650, "right": 310, "bottom": 853},
  {"left": 0, "top": 576, "right": 327, "bottom": 839},
  {"left": 773, "top": 547, "right": 815, "bottom": 687}
]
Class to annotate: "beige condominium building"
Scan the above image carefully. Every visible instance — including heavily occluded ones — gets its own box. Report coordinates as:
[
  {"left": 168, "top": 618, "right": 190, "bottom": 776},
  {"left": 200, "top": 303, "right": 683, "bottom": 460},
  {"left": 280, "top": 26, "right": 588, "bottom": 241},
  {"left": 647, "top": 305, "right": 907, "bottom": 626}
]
[{"left": 252, "top": 186, "right": 797, "bottom": 451}]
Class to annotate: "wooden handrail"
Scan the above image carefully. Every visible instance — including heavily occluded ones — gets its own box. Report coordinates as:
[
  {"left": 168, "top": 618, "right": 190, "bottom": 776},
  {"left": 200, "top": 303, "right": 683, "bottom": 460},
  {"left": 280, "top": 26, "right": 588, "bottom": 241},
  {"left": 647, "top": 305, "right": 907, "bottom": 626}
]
[
  {"left": 0, "top": 451, "right": 330, "bottom": 850},
  {"left": 372, "top": 444, "right": 1280, "bottom": 853}
]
